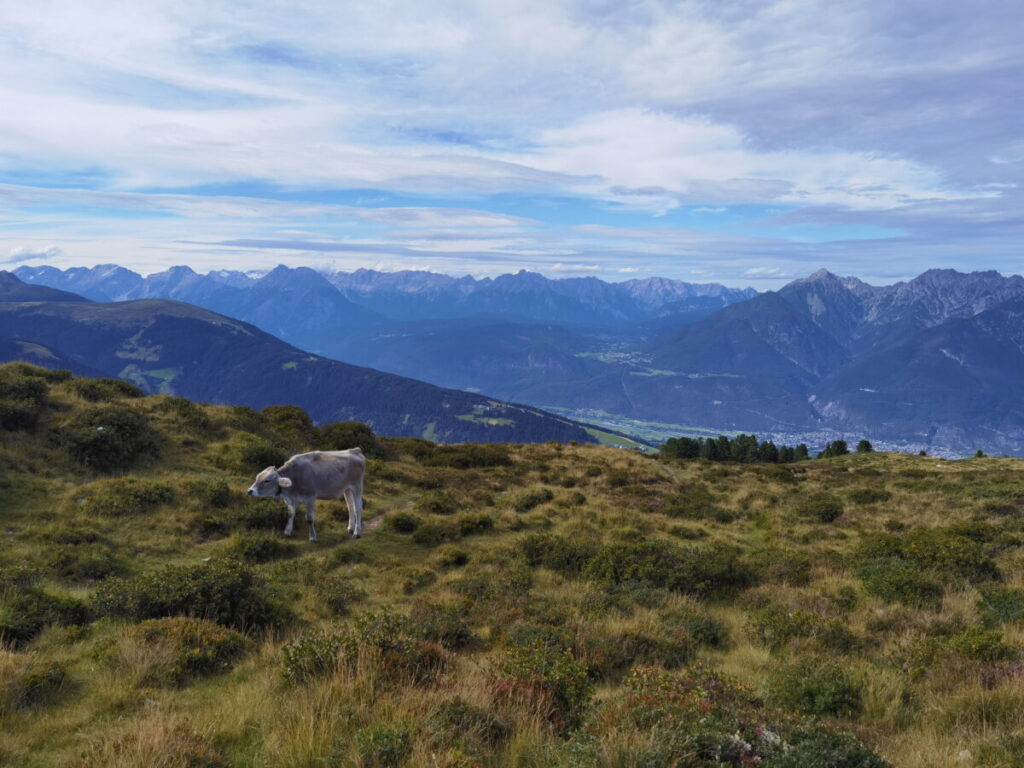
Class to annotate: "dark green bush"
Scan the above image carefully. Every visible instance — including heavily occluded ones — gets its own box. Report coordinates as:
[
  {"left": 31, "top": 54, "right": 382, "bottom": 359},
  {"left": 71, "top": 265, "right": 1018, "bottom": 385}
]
[
  {"left": 355, "top": 722, "right": 412, "bottom": 768},
  {"left": 578, "top": 629, "right": 694, "bottom": 681},
  {"left": 77, "top": 477, "right": 173, "bottom": 517},
  {"left": 660, "top": 485, "right": 722, "bottom": 519},
  {"left": 583, "top": 540, "right": 751, "bottom": 597},
  {"left": 92, "top": 559, "right": 287, "bottom": 630},
  {"left": 184, "top": 477, "right": 233, "bottom": 508},
  {"left": 765, "top": 657, "right": 862, "bottom": 717},
  {"left": 511, "top": 487, "right": 554, "bottom": 512},
  {"left": 411, "top": 521, "right": 451, "bottom": 546},
  {"left": 226, "top": 433, "right": 287, "bottom": 473},
  {"left": 433, "top": 545, "right": 470, "bottom": 568},
  {"left": 856, "top": 561, "right": 944, "bottom": 609},
  {"left": 848, "top": 487, "right": 892, "bottom": 505},
  {"left": 46, "top": 544, "right": 124, "bottom": 581},
  {"left": 520, "top": 533, "right": 598, "bottom": 574},
  {"left": 411, "top": 600, "right": 475, "bottom": 650},
  {"left": 228, "top": 532, "right": 296, "bottom": 563},
  {"left": 260, "top": 404, "right": 315, "bottom": 446},
  {"left": 60, "top": 404, "right": 161, "bottom": 471},
  {"left": 126, "top": 617, "right": 246, "bottom": 685},
  {"left": 68, "top": 377, "right": 143, "bottom": 402},
  {"left": 427, "top": 697, "right": 509, "bottom": 749},
  {"left": 281, "top": 631, "right": 348, "bottom": 684},
  {"left": 0, "top": 568, "right": 90, "bottom": 647},
  {"left": 978, "top": 586, "right": 1024, "bottom": 626},
  {"left": 0, "top": 660, "right": 69, "bottom": 713},
  {"left": 743, "top": 547, "right": 813, "bottom": 586},
  {"left": 491, "top": 642, "right": 592, "bottom": 731},
  {"left": 414, "top": 490, "right": 459, "bottom": 515},
  {"left": 455, "top": 512, "right": 494, "bottom": 536},
  {"left": 387, "top": 511, "right": 421, "bottom": 533},
  {"left": 795, "top": 493, "right": 845, "bottom": 523},
  {"left": 315, "top": 574, "right": 367, "bottom": 616},
  {"left": 319, "top": 421, "right": 380, "bottom": 457},
  {"left": 152, "top": 395, "right": 210, "bottom": 430},
  {"left": 396, "top": 566, "right": 436, "bottom": 594},
  {"left": 683, "top": 614, "right": 731, "bottom": 649},
  {"left": 857, "top": 526, "right": 1000, "bottom": 584},
  {"left": 772, "top": 725, "right": 893, "bottom": 768},
  {"left": 747, "top": 607, "right": 824, "bottom": 652},
  {"left": 0, "top": 367, "right": 49, "bottom": 430},
  {"left": 425, "top": 443, "right": 512, "bottom": 469}
]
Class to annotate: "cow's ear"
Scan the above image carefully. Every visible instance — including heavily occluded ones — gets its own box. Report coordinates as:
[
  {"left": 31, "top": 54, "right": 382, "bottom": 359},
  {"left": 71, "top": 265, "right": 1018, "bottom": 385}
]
[{"left": 277, "top": 477, "right": 292, "bottom": 488}]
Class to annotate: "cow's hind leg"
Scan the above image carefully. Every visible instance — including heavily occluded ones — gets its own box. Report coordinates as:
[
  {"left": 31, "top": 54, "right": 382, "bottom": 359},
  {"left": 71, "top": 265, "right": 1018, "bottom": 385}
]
[
  {"left": 284, "top": 502, "right": 296, "bottom": 538},
  {"left": 353, "top": 480, "right": 364, "bottom": 538},
  {"left": 343, "top": 488, "right": 357, "bottom": 536},
  {"left": 306, "top": 500, "right": 317, "bottom": 543}
]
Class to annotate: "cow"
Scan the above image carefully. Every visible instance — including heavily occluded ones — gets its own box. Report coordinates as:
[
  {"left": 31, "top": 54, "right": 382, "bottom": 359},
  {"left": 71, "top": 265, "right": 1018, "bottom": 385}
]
[{"left": 247, "top": 448, "right": 365, "bottom": 542}]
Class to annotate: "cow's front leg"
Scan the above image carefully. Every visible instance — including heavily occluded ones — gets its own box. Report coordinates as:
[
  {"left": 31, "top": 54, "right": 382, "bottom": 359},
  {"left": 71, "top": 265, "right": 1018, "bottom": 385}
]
[
  {"left": 343, "top": 489, "right": 356, "bottom": 535},
  {"left": 306, "top": 500, "right": 317, "bottom": 543},
  {"left": 284, "top": 502, "right": 296, "bottom": 537}
]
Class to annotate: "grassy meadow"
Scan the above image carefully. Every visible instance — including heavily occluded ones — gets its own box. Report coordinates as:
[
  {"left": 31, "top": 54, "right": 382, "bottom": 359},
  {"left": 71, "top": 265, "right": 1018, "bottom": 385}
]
[{"left": 3, "top": 362, "right": 1024, "bottom": 767}]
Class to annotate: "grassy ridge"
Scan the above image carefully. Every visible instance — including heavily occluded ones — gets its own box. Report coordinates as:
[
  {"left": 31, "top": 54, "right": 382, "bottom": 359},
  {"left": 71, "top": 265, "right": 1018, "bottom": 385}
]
[{"left": 3, "top": 362, "right": 1024, "bottom": 766}]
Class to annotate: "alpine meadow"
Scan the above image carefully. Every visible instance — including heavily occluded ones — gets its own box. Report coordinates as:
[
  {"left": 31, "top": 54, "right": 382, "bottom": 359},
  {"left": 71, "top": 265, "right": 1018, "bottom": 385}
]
[{"left": 4, "top": 362, "right": 1024, "bottom": 767}]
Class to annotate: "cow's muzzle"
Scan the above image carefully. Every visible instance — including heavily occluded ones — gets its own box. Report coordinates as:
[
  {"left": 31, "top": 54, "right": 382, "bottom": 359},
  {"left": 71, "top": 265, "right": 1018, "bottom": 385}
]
[{"left": 247, "top": 488, "right": 257, "bottom": 496}]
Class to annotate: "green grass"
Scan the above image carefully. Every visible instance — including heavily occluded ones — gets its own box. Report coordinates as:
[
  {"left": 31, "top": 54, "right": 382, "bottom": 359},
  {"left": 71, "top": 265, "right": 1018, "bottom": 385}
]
[{"left": 5, "top": 361, "right": 1024, "bottom": 767}]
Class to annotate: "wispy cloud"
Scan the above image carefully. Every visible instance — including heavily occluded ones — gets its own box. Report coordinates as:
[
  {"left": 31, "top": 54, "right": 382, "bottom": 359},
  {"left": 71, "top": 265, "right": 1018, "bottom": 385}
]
[{"left": 0, "top": 0, "right": 1020, "bottom": 284}]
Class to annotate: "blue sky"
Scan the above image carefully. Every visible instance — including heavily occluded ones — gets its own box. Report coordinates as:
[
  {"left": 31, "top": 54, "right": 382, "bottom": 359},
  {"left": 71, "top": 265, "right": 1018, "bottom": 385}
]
[{"left": 1, "top": 0, "right": 1022, "bottom": 288}]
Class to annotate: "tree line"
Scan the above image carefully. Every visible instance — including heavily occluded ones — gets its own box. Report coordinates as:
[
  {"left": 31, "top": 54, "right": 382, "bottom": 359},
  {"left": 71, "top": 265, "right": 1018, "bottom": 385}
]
[{"left": 660, "top": 434, "right": 874, "bottom": 463}]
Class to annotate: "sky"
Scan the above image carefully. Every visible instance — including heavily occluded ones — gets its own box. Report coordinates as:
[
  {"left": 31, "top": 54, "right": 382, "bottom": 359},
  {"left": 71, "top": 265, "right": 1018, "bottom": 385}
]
[{"left": 1, "top": 0, "right": 1022, "bottom": 288}]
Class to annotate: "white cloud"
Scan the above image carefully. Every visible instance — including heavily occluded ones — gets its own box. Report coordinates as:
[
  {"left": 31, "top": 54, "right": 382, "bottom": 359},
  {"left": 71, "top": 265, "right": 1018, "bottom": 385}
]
[
  {"left": 6, "top": 244, "right": 62, "bottom": 263},
  {"left": 550, "top": 262, "right": 601, "bottom": 273},
  {"left": 744, "top": 266, "right": 784, "bottom": 277}
]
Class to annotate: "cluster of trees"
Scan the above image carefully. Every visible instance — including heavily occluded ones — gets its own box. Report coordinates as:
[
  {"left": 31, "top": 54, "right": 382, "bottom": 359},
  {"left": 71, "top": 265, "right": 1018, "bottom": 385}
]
[{"left": 661, "top": 434, "right": 875, "bottom": 463}]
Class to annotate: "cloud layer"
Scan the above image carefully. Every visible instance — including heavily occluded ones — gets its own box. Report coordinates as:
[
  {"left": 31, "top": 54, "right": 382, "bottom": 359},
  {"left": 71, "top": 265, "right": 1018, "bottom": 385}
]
[{"left": 1, "top": 0, "right": 1020, "bottom": 285}]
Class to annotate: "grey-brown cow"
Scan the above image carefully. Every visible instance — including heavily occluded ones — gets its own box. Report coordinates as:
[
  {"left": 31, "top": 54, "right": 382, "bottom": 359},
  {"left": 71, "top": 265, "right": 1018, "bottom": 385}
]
[{"left": 247, "top": 449, "right": 365, "bottom": 542}]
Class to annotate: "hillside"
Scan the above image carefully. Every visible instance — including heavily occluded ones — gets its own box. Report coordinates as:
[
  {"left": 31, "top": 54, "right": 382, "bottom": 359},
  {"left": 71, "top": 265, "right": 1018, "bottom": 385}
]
[
  {"left": 3, "top": 364, "right": 1024, "bottom": 767},
  {"left": 0, "top": 289, "right": 598, "bottom": 445}
]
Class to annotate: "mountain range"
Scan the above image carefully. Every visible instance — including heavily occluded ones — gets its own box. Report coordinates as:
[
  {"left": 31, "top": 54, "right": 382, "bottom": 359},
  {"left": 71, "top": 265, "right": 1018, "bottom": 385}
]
[
  {"left": 0, "top": 272, "right": 598, "bottom": 444},
  {"left": 13, "top": 263, "right": 1024, "bottom": 454}
]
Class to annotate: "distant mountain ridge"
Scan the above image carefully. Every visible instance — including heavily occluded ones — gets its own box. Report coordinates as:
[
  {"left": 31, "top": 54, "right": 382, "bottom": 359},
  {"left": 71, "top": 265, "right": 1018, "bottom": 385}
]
[{"left": 0, "top": 274, "right": 598, "bottom": 444}]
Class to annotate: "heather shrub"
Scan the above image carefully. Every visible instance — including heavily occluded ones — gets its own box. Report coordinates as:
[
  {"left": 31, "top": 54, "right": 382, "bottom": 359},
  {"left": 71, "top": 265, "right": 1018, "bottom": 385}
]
[
  {"left": 387, "top": 511, "right": 421, "bottom": 533},
  {"left": 743, "top": 547, "right": 813, "bottom": 586},
  {"left": 92, "top": 559, "right": 287, "bottom": 630},
  {"left": 60, "top": 404, "right": 161, "bottom": 471},
  {"left": 45, "top": 543, "right": 125, "bottom": 581},
  {"left": 491, "top": 642, "right": 592, "bottom": 730},
  {"left": 747, "top": 607, "right": 824, "bottom": 652},
  {"left": 411, "top": 599, "right": 475, "bottom": 650},
  {"left": 319, "top": 420, "right": 380, "bottom": 457},
  {"left": 0, "top": 568, "right": 89, "bottom": 647},
  {"left": 411, "top": 521, "right": 452, "bottom": 546},
  {"left": 355, "top": 722, "right": 412, "bottom": 768},
  {"left": 856, "top": 561, "right": 944, "bottom": 609},
  {"left": 315, "top": 574, "right": 367, "bottom": 616},
  {"left": 425, "top": 443, "right": 512, "bottom": 469},
  {"left": 225, "top": 433, "right": 287, "bottom": 473},
  {"left": 427, "top": 698, "right": 509, "bottom": 749},
  {"left": 847, "top": 487, "right": 892, "bottom": 505},
  {"left": 978, "top": 586, "right": 1024, "bottom": 626},
  {"left": 765, "top": 657, "right": 862, "bottom": 717},
  {"left": 858, "top": 526, "right": 1000, "bottom": 582},
  {"left": 110, "top": 617, "right": 246, "bottom": 686},
  {"left": 414, "top": 490, "right": 459, "bottom": 515},
  {"left": 68, "top": 377, "right": 143, "bottom": 402},
  {"left": 520, "top": 533, "right": 598, "bottom": 574},
  {"left": 454, "top": 512, "right": 493, "bottom": 536},
  {"left": 0, "top": 658, "right": 69, "bottom": 713},
  {"left": 795, "top": 492, "right": 845, "bottom": 523},
  {"left": 511, "top": 487, "right": 554, "bottom": 512},
  {"left": 184, "top": 477, "right": 232, "bottom": 508},
  {"left": 260, "top": 404, "right": 315, "bottom": 446},
  {"left": 0, "top": 368, "right": 49, "bottom": 430},
  {"left": 432, "top": 545, "right": 470, "bottom": 568},
  {"left": 583, "top": 540, "right": 751, "bottom": 597},
  {"left": 227, "top": 532, "right": 296, "bottom": 563},
  {"left": 76, "top": 477, "right": 173, "bottom": 517}
]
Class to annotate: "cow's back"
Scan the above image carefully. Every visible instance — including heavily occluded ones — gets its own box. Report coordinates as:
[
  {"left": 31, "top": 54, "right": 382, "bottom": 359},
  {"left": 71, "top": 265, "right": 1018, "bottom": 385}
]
[{"left": 283, "top": 449, "right": 364, "bottom": 498}]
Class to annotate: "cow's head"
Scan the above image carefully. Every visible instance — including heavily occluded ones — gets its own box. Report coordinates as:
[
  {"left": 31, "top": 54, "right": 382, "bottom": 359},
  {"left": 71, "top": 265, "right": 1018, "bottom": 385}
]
[{"left": 247, "top": 466, "right": 292, "bottom": 497}]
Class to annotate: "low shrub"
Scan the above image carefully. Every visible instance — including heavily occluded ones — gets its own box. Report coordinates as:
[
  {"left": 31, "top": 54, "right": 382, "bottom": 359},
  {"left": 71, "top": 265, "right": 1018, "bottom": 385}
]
[
  {"left": 151, "top": 395, "right": 210, "bottom": 430},
  {"left": 119, "top": 617, "right": 246, "bottom": 686},
  {"left": 583, "top": 540, "right": 752, "bottom": 597},
  {"left": 425, "top": 443, "right": 512, "bottom": 469},
  {"left": 76, "top": 477, "right": 173, "bottom": 517},
  {"left": 60, "top": 404, "right": 161, "bottom": 471},
  {"left": 764, "top": 657, "right": 862, "bottom": 717},
  {"left": 414, "top": 490, "right": 459, "bottom": 515},
  {"left": 0, "top": 367, "right": 49, "bottom": 430},
  {"left": 260, "top": 404, "right": 315, "bottom": 446},
  {"left": 184, "top": 477, "right": 233, "bottom": 508},
  {"left": 747, "top": 607, "right": 824, "bottom": 653},
  {"left": 319, "top": 421, "right": 380, "bottom": 458},
  {"left": 411, "top": 521, "right": 452, "bottom": 546},
  {"left": 491, "top": 642, "right": 592, "bottom": 731},
  {"left": 510, "top": 487, "right": 554, "bottom": 513},
  {"left": 847, "top": 487, "right": 892, "bottom": 505},
  {"left": 282, "top": 612, "right": 446, "bottom": 686},
  {"left": 355, "top": 722, "right": 412, "bottom": 768},
  {"left": 520, "top": 533, "right": 598, "bottom": 574},
  {"left": 660, "top": 485, "right": 722, "bottom": 520},
  {"left": 0, "top": 658, "right": 69, "bottom": 713},
  {"left": 433, "top": 545, "right": 470, "bottom": 568},
  {"left": 46, "top": 544, "right": 125, "bottom": 582},
  {"left": 578, "top": 629, "right": 694, "bottom": 681},
  {"left": 682, "top": 613, "right": 731, "bottom": 649},
  {"left": 224, "top": 433, "right": 287, "bottom": 474},
  {"left": 427, "top": 698, "right": 509, "bottom": 749},
  {"left": 772, "top": 725, "right": 893, "bottom": 768},
  {"left": 315, "top": 574, "right": 367, "bottom": 616},
  {"left": 396, "top": 566, "right": 437, "bottom": 594},
  {"left": 92, "top": 559, "right": 287, "bottom": 630},
  {"left": 387, "top": 511, "right": 421, "bottom": 533},
  {"left": 857, "top": 560, "right": 944, "bottom": 609},
  {"left": 455, "top": 512, "right": 493, "bottom": 536},
  {"left": 795, "top": 492, "right": 845, "bottom": 523},
  {"left": 411, "top": 599, "right": 475, "bottom": 650},
  {"left": 743, "top": 547, "right": 813, "bottom": 586},
  {"left": 0, "top": 569, "right": 89, "bottom": 647},
  {"left": 858, "top": 526, "right": 1001, "bottom": 583},
  {"left": 978, "top": 586, "right": 1024, "bottom": 626},
  {"left": 68, "top": 377, "right": 143, "bottom": 402},
  {"left": 228, "top": 532, "right": 296, "bottom": 563}
]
